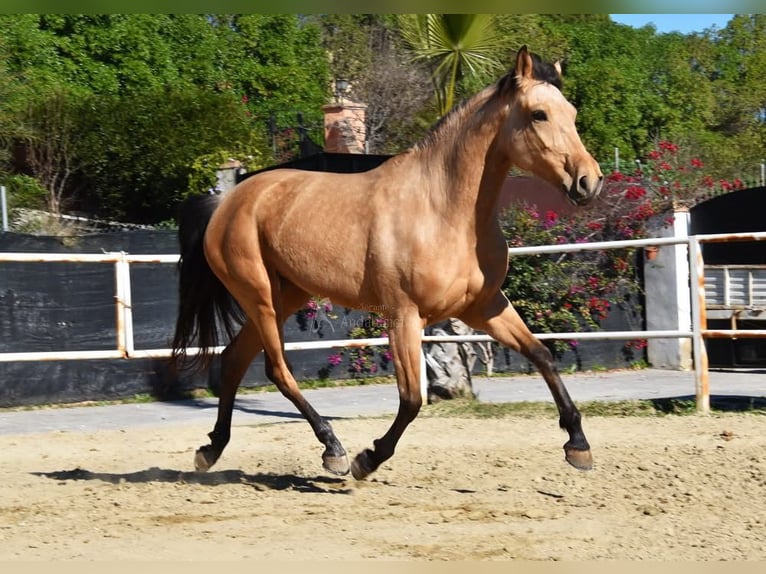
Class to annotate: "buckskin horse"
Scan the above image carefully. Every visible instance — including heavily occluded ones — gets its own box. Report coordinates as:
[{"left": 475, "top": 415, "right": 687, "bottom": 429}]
[{"left": 172, "top": 46, "right": 604, "bottom": 480}]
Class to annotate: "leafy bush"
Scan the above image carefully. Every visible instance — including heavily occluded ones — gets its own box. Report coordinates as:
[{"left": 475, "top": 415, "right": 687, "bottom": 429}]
[
  {"left": 500, "top": 204, "right": 640, "bottom": 357},
  {"left": 2, "top": 174, "right": 47, "bottom": 211}
]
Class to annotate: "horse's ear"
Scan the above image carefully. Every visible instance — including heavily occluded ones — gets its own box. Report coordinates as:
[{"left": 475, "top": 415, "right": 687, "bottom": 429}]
[
  {"left": 515, "top": 45, "right": 534, "bottom": 80},
  {"left": 554, "top": 60, "right": 563, "bottom": 77}
]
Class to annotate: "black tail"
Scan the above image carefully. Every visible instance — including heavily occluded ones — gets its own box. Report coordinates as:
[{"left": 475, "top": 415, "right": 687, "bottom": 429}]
[{"left": 171, "top": 194, "right": 246, "bottom": 373}]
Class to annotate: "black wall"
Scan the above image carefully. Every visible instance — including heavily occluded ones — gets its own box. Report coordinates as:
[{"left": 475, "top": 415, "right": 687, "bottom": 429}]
[
  {"left": 690, "top": 186, "right": 766, "bottom": 367},
  {"left": 0, "top": 231, "right": 381, "bottom": 407},
  {"left": 239, "top": 152, "right": 391, "bottom": 180},
  {"left": 690, "top": 186, "right": 766, "bottom": 264}
]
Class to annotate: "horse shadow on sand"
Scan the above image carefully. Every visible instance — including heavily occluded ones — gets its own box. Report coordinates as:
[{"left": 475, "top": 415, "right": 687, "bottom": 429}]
[
  {"left": 31, "top": 467, "right": 353, "bottom": 494},
  {"left": 155, "top": 396, "right": 312, "bottom": 421}
]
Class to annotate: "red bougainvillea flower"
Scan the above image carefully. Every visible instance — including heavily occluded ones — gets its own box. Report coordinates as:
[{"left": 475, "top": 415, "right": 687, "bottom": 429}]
[{"left": 658, "top": 141, "right": 679, "bottom": 153}]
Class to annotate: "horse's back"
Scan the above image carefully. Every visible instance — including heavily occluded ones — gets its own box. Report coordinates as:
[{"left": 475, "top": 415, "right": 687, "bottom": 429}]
[{"left": 207, "top": 167, "right": 380, "bottom": 305}]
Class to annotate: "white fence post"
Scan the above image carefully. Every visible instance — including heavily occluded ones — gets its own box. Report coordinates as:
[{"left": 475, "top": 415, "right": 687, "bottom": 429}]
[
  {"left": 114, "top": 255, "right": 128, "bottom": 358},
  {"left": 1, "top": 185, "right": 8, "bottom": 232},
  {"left": 688, "top": 236, "right": 711, "bottom": 413},
  {"left": 113, "top": 252, "right": 135, "bottom": 359}
]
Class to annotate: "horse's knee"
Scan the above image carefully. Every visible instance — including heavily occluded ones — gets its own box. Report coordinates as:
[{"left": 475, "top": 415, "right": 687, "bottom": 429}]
[
  {"left": 264, "top": 354, "right": 294, "bottom": 386},
  {"left": 264, "top": 355, "right": 284, "bottom": 386},
  {"left": 264, "top": 355, "right": 276, "bottom": 385}
]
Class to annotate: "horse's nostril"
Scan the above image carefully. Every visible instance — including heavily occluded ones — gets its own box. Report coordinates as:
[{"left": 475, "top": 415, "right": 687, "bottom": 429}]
[{"left": 579, "top": 175, "right": 589, "bottom": 191}]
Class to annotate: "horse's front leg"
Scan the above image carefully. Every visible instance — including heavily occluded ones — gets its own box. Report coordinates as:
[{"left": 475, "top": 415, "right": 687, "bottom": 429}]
[
  {"left": 461, "top": 292, "right": 593, "bottom": 470},
  {"left": 194, "top": 319, "right": 262, "bottom": 471},
  {"left": 351, "top": 309, "right": 425, "bottom": 480}
]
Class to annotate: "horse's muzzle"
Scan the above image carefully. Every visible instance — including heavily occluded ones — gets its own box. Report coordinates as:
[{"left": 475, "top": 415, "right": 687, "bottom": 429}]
[{"left": 565, "top": 174, "right": 604, "bottom": 206}]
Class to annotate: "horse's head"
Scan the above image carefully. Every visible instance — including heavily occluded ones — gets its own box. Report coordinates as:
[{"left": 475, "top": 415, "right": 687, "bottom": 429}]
[{"left": 502, "top": 46, "right": 603, "bottom": 206}]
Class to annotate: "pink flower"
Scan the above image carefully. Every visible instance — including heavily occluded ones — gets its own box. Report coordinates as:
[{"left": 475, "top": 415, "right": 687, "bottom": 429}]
[{"left": 542, "top": 210, "right": 559, "bottom": 229}]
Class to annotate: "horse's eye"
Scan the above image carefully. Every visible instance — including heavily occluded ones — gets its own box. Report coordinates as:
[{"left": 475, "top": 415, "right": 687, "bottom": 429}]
[{"left": 531, "top": 110, "right": 548, "bottom": 122}]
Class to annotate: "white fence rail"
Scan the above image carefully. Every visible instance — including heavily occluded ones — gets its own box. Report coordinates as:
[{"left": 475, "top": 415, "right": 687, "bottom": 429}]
[{"left": 3, "top": 231, "right": 766, "bottom": 412}]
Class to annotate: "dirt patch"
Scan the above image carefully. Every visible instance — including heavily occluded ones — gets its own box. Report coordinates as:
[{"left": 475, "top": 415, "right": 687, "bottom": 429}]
[{"left": 1, "top": 413, "right": 764, "bottom": 560}]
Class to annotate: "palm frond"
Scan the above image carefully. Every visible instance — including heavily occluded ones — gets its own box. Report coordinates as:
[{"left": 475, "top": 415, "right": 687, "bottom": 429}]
[{"left": 397, "top": 14, "right": 503, "bottom": 115}]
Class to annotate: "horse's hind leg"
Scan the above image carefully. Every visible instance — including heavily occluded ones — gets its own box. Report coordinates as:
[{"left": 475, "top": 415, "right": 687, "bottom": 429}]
[
  {"left": 461, "top": 293, "right": 592, "bottom": 470},
  {"left": 194, "top": 281, "right": 309, "bottom": 472},
  {"left": 230, "top": 273, "right": 349, "bottom": 476},
  {"left": 195, "top": 318, "right": 262, "bottom": 471}
]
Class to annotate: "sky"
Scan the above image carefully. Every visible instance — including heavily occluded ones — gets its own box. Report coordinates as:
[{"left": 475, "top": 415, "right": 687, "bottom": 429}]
[{"left": 609, "top": 14, "right": 734, "bottom": 34}]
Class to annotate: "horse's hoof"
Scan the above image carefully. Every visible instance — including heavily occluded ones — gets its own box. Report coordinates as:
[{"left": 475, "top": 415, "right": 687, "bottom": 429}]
[
  {"left": 564, "top": 447, "right": 593, "bottom": 471},
  {"left": 350, "top": 449, "right": 376, "bottom": 480},
  {"left": 194, "top": 448, "right": 216, "bottom": 472},
  {"left": 323, "top": 453, "right": 350, "bottom": 476}
]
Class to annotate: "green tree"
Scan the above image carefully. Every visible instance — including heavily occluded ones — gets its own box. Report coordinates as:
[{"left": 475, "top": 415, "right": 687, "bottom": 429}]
[
  {"left": 0, "top": 14, "right": 63, "bottom": 93},
  {"left": 315, "top": 14, "right": 377, "bottom": 85},
  {"left": 706, "top": 15, "right": 766, "bottom": 179},
  {"left": 221, "top": 15, "right": 330, "bottom": 131},
  {"left": 548, "top": 18, "right": 661, "bottom": 161},
  {"left": 74, "top": 87, "right": 263, "bottom": 223},
  {"left": 0, "top": 14, "right": 331, "bottom": 223}
]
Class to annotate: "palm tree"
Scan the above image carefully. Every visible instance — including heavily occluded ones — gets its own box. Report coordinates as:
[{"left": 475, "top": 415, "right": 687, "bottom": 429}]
[{"left": 397, "top": 14, "right": 502, "bottom": 116}]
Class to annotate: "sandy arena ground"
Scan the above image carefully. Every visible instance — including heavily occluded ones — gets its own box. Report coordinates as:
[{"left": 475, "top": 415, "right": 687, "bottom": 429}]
[{"left": 0, "top": 412, "right": 764, "bottom": 561}]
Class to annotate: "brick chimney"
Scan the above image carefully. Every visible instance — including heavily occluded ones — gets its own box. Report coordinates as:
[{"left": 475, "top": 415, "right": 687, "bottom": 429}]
[{"left": 322, "top": 99, "right": 367, "bottom": 154}]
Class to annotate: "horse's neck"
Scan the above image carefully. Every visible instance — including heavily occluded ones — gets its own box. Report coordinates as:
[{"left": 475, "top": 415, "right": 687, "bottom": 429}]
[{"left": 419, "top": 97, "right": 511, "bottom": 228}]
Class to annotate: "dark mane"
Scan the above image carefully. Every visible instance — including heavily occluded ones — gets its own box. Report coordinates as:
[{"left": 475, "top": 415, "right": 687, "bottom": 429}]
[
  {"left": 505, "top": 51, "right": 562, "bottom": 92},
  {"left": 526, "top": 51, "right": 563, "bottom": 89}
]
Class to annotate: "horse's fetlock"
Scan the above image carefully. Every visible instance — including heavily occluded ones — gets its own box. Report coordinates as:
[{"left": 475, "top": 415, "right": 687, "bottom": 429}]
[
  {"left": 372, "top": 439, "right": 395, "bottom": 462},
  {"left": 208, "top": 428, "right": 230, "bottom": 448},
  {"left": 558, "top": 407, "right": 582, "bottom": 431}
]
